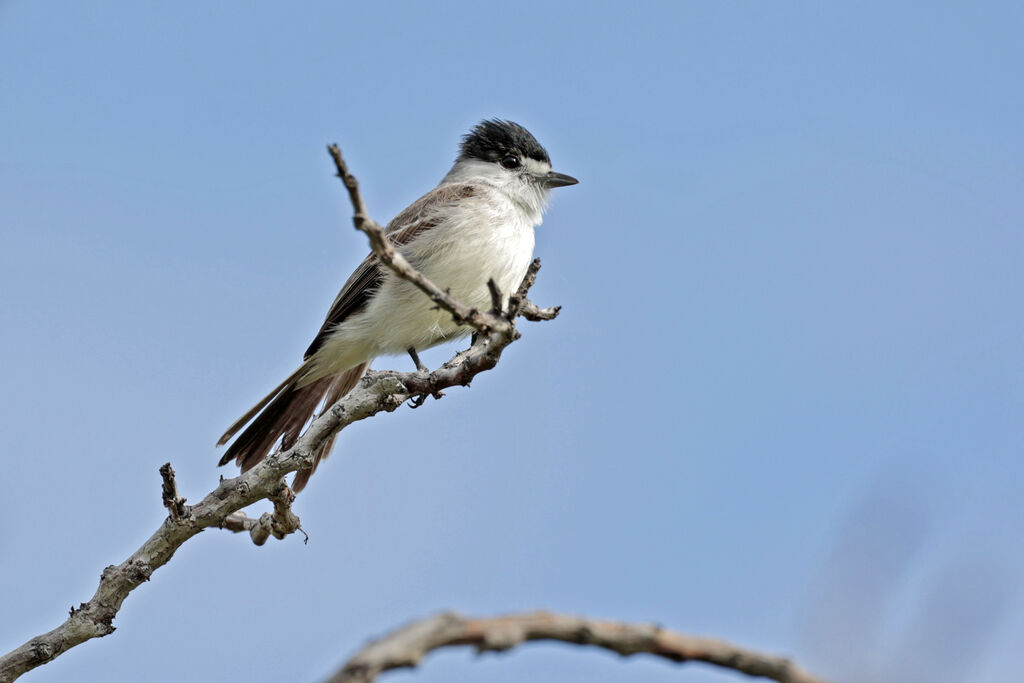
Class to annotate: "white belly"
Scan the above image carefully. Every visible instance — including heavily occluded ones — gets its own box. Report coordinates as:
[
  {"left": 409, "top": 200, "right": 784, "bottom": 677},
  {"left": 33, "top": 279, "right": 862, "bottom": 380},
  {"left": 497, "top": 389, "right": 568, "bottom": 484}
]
[{"left": 310, "top": 197, "right": 537, "bottom": 377}]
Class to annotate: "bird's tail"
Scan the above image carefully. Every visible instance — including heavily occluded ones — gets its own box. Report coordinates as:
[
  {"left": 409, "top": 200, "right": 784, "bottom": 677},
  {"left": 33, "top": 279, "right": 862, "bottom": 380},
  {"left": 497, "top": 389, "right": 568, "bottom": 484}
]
[{"left": 217, "top": 362, "right": 369, "bottom": 491}]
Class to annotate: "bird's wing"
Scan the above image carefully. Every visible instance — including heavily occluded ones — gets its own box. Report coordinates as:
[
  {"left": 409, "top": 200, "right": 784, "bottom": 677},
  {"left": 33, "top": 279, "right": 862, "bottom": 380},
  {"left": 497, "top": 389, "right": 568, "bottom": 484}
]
[{"left": 303, "top": 183, "right": 477, "bottom": 359}]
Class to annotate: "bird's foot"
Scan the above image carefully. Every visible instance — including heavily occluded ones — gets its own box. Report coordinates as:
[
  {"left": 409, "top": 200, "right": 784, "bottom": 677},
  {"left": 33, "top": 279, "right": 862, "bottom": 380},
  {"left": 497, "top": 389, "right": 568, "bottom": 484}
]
[{"left": 407, "top": 388, "right": 446, "bottom": 409}]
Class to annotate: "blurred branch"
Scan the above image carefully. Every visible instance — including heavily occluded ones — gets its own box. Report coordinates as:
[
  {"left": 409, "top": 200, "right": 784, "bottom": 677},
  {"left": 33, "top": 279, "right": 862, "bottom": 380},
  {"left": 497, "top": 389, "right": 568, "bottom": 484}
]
[
  {"left": 0, "top": 146, "right": 560, "bottom": 683},
  {"left": 328, "top": 611, "right": 829, "bottom": 683}
]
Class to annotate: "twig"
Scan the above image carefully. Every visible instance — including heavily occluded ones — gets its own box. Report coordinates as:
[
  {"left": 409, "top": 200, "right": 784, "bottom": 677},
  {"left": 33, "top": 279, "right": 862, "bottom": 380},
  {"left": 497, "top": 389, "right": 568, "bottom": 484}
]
[
  {"left": 517, "top": 300, "right": 561, "bottom": 321},
  {"left": 326, "top": 144, "right": 376, "bottom": 233},
  {"left": 486, "top": 278, "right": 503, "bottom": 315},
  {"left": 158, "top": 463, "right": 188, "bottom": 521},
  {"left": 507, "top": 258, "right": 559, "bottom": 321},
  {"left": 327, "top": 611, "right": 829, "bottom": 683},
  {"left": 218, "top": 511, "right": 254, "bottom": 534},
  {"left": 218, "top": 481, "right": 304, "bottom": 545},
  {"left": 0, "top": 145, "right": 560, "bottom": 683}
]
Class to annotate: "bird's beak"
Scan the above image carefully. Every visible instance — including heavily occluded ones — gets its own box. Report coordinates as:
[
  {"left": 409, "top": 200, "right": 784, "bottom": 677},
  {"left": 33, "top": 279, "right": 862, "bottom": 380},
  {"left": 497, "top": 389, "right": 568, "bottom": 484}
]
[{"left": 541, "top": 171, "right": 579, "bottom": 189}]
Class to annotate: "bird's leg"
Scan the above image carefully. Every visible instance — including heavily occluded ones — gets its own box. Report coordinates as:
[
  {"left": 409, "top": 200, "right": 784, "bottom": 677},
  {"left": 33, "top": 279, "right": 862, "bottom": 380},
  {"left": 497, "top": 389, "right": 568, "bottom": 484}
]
[
  {"left": 407, "top": 347, "right": 429, "bottom": 408},
  {"left": 406, "top": 346, "right": 444, "bottom": 409},
  {"left": 407, "top": 346, "right": 428, "bottom": 372}
]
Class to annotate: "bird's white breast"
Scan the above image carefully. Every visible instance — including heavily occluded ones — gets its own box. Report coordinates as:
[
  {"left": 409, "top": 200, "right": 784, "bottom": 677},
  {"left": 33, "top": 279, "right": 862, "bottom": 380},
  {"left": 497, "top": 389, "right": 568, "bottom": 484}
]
[{"left": 315, "top": 185, "right": 539, "bottom": 373}]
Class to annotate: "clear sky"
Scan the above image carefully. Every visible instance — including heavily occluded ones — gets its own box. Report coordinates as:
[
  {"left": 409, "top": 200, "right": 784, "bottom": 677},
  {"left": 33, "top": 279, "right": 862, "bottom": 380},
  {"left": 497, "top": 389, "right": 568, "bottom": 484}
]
[{"left": 2, "top": 3, "right": 1022, "bottom": 682}]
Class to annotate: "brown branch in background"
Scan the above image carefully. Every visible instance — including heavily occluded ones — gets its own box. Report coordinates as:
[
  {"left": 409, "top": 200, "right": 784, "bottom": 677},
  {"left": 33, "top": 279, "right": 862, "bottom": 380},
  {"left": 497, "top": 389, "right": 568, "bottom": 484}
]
[
  {"left": 0, "top": 146, "right": 560, "bottom": 683},
  {"left": 328, "top": 612, "right": 829, "bottom": 683}
]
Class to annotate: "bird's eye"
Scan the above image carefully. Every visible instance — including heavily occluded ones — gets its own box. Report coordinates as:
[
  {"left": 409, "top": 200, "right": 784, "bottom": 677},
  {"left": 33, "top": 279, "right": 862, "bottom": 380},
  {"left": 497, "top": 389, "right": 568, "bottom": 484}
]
[{"left": 500, "top": 155, "right": 521, "bottom": 169}]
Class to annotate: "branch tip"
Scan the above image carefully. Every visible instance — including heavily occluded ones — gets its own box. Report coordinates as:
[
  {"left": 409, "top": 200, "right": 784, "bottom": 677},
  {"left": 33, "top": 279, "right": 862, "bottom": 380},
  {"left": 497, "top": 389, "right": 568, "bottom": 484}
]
[{"left": 159, "top": 463, "right": 188, "bottom": 521}]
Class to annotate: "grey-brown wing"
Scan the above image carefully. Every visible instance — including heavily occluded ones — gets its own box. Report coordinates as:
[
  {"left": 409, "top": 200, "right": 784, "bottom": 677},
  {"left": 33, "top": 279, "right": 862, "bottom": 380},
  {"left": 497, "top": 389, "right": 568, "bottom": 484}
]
[
  {"left": 302, "top": 183, "right": 477, "bottom": 359},
  {"left": 304, "top": 255, "right": 382, "bottom": 358}
]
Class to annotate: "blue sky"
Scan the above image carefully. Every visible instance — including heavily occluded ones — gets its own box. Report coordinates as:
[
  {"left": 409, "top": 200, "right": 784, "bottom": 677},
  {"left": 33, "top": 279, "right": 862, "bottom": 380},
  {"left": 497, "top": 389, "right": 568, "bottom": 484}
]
[{"left": 2, "top": 2, "right": 1022, "bottom": 682}]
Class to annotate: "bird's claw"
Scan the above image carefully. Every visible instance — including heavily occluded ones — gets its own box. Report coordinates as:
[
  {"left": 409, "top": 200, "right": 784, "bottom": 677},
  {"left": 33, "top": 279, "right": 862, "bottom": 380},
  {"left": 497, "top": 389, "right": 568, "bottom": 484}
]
[{"left": 407, "top": 389, "right": 445, "bottom": 409}]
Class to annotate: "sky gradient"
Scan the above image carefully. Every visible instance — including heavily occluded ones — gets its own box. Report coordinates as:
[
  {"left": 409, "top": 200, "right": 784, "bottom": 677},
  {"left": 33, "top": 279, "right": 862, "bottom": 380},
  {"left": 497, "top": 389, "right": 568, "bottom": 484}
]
[{"left": 2, "top": 3, "right": 1022, "bottom": 682}]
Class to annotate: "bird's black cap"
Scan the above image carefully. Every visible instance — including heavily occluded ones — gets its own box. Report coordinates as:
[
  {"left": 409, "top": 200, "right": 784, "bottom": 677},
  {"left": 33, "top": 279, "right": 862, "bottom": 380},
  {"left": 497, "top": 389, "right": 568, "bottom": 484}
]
[{"left": 458, "top": 119, "right": 551, "bottom": 165}]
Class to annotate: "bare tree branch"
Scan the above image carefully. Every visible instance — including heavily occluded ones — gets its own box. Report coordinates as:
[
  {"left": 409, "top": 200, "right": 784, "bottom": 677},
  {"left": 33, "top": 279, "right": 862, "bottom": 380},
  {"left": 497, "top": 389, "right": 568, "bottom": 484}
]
[
  {"left": 326, "top": 144, "right": 377, "bottom": 234},
  {"left": 508, "top": 259, "right": 560, "bottom": 321},
  {"left": 159, "top": 463, "right": 188, "bottom": 521},
  {"left": 217, "top": 480, "right": 305, "bottom": 545},
  {"left": 0, "top": 147, "right": 559, "bottom": 683},
  {"left": 328, "top": 611, "right": 829, "bottom": 683}
]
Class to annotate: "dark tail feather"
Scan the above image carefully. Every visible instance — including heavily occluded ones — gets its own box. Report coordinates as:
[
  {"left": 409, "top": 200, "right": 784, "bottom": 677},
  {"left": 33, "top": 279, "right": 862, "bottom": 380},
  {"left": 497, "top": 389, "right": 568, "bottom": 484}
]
[
  {"left": 291, "top": 432, "right": 339, "bottom": 493},
  {"left": 218, "top": 373, "right": 332, "bottom": 471},
  {"left": 217, "top": 365, "right": 306, "bottom": 447},
  {"left": 291, "top": 362, "right": 368, "bottom": 491},
  {"left": 218, "top": 362, "right": 369, "bottom": 490}
]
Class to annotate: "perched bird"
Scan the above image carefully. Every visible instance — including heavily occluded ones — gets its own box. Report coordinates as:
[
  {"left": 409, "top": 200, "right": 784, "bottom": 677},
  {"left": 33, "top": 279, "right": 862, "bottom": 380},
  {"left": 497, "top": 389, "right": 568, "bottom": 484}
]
[{"left": 218, "top": 119, "right": 578, "bottom": 490}]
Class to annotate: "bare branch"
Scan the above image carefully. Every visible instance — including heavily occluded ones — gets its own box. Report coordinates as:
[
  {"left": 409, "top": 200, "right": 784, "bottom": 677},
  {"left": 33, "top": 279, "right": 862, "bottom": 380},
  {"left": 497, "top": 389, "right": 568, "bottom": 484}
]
[
  {"left": 159, "top": 463, "right": 188, "bottom": 521},
  {"left": 486, "top": 278, "right": 503, "bottom": 315},
  {"left": 0, "top": 146, "right": 560, "bottom": 683},
  {"left": 218, "top": 511, "right": 255, "bottom": 534},
  {"left": 517, "top": 300, "right": 562, "bottom": 321},
  {"left": 326, "top": 144, "right": 377, "bottom": 233},
  {"left": 218, "top": 481, "right": 304, "bottom": 545},
  {"left": 507, "top": 256, "right": 542, "bottom": 315},
  {"left": 506, "top": 258, "right": 559, "bottom": 321},
  {"left": 328, "top": 611, "right": 829, "bottom": 683}
]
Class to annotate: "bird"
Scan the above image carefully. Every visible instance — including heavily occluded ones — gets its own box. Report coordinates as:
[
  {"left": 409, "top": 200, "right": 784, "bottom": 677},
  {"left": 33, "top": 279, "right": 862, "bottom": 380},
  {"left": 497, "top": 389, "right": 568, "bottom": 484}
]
[{"left": 217, "top": 119, "right": 578, "bottom": 490}]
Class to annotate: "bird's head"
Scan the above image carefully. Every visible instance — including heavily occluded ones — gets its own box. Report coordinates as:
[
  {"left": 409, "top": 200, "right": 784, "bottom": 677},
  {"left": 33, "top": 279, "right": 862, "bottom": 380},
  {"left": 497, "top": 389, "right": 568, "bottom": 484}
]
[{"left": 446, "top": 119, "right": 578, "bottom": 205}]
